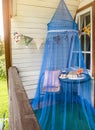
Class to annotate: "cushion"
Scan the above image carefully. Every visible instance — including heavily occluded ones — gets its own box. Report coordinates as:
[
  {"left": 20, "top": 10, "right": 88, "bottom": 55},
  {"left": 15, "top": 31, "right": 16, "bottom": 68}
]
[{"left": 43, "top": 70, "right": 60, "bottom": 87}]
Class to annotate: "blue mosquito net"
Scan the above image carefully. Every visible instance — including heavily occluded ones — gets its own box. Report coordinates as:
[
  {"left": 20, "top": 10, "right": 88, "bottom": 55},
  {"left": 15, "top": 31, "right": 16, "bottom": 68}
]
[{"left": 31, "top": 0, "right": 95, "bottom": 130}]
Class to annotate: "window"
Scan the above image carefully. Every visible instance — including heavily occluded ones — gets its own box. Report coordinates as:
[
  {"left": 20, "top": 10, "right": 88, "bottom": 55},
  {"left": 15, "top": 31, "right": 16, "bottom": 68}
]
[{"left": 76, "top": 7, "right": 92, "bottom": 75}]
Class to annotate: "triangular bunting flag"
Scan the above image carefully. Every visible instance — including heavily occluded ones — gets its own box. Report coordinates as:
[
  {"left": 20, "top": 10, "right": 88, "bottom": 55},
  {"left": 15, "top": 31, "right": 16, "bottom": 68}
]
[{"left": 34, "top": 38, "right": 44, "bottom": 49}]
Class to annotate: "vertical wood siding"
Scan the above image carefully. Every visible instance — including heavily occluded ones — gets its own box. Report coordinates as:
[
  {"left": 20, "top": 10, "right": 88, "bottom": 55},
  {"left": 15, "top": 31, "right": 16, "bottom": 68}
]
[{"left": 11, "top": 0, "right": 80, "bottom": 99}]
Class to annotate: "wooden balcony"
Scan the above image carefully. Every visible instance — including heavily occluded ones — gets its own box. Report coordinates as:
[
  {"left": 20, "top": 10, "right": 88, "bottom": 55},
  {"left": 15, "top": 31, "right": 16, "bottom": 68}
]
[{"left": 8, "top": 66, "right": 41, "bottom": 130}]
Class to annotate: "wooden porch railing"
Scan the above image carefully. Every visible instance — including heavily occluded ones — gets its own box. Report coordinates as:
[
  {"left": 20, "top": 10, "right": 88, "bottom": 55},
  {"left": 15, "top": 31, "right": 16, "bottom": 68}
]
[{"left": 8, "top": 66, "right": 41, "bottom": 130}]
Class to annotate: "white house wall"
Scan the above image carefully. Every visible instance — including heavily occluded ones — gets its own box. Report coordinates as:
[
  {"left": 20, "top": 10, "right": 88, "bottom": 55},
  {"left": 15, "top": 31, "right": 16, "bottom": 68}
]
[{"left": 11, "top": 0, "right": 80, "bottom": 99}]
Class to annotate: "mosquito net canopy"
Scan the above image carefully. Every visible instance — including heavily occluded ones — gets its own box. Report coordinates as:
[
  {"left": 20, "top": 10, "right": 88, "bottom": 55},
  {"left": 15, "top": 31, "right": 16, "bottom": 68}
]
[{"left": 31, "top": 0, "right": 95, "bottom": 130}]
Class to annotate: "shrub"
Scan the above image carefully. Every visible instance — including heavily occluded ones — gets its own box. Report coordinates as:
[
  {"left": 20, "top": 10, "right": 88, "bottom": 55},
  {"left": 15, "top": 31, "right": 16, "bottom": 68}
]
[
  {"left": 0, "top": 55, "right": 6, "bottom": 79},
  {"left": 0, "top": 39, "right": 5, "bottom": 56}
]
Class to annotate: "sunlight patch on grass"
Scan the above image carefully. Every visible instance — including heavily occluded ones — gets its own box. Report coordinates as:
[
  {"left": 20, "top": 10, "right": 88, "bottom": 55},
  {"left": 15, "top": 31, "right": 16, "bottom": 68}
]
[{"left": 0, "top": 80, "right": 8, "bottom": 118}]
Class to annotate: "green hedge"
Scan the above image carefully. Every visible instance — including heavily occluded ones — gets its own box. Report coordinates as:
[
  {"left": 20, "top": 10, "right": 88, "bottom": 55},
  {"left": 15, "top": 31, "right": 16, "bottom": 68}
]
[
  {"left": 0, "top": 55, "right": 6, "bottom": 79},
  {"left": 0, "top": 40, "right": 5, "bottom": 56}
]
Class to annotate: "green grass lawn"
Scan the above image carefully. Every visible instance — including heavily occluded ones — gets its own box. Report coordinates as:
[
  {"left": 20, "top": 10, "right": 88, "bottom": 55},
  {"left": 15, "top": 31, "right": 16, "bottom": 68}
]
[{"left": 0, "top": 79, "right": 9, "bottom": 130}]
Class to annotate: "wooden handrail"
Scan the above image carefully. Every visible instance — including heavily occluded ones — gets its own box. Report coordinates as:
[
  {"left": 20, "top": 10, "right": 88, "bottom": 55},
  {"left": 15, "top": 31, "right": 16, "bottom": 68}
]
[{"left": 8, "top": 66, "right": 41, "bottom": 130}]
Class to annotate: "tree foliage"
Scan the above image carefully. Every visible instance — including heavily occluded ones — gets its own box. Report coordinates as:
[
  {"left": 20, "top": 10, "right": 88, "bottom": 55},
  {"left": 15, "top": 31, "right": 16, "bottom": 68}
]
[
  {"left": 0, "top": 36, "right": 5, "bottom": 56},
  {"left": 0, "top": 55, "right": 6, "bottom": 79},
  {"left": 0, "top": 36, "right": 6, "bottom": 79}
]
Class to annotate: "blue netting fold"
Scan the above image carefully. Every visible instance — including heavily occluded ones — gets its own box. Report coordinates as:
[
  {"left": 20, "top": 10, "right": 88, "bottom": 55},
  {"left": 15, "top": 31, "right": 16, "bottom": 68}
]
[{"left": 31, "top": 0, "right": 95, "bottom": 130}]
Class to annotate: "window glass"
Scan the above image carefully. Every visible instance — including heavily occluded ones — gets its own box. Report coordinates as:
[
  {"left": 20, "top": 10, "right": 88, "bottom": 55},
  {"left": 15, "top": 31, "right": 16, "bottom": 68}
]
[
  {"left": 81, "top": 35, "right": 84, "bottom": 50},
  {"left": 86, "top": 35, "right": 90, "bottom": 51},
  {"left": 79, "top": 12, "right": 91, "bottom": 70},
  {"left": 86, "top": 54, "right": 90, "bottom": 69}
]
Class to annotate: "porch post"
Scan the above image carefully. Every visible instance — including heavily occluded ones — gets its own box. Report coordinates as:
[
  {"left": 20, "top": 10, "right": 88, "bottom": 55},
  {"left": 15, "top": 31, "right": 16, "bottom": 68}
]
[
  {"left": 92, "top": 1, "right": 95, "bottom": 107},
  {"left": 2, "top": 0, "right": 11, "bottom": 82}
]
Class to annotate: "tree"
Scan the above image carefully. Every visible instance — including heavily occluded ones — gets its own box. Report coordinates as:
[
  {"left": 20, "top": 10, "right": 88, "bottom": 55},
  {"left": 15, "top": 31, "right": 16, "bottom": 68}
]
[
  {"left": 0, "top": 35, "right": 4, "bottom": 56},
  {"left": 0, "top": 35, "right": 6, "bottom": 79}
]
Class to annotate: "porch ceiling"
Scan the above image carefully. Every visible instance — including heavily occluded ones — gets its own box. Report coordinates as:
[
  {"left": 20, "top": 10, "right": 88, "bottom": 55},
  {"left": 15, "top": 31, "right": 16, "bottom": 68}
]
[
  {"left": 64, "top": 0, "right": 80, "bottom": 18},
  {"left": 11, "top": 0, "right": 80, "bottom": 18}
]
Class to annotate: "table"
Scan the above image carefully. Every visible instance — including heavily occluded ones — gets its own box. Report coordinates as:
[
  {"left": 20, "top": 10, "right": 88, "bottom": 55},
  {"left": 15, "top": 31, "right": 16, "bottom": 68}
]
[
  {"left": 59, "top": 73, "right": 90, "bottom": 84},
  {"left": 58, "top": 73, "right": 91, "bottom": 103}
]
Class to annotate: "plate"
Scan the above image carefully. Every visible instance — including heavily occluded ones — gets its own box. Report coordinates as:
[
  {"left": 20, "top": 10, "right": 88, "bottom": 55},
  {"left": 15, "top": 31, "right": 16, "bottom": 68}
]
[
  {"left": 68, "top": 75, "right": 85, "bottom": 80},
  {"left": 59, "top": 75, "right": 67, "bottom": 79}
]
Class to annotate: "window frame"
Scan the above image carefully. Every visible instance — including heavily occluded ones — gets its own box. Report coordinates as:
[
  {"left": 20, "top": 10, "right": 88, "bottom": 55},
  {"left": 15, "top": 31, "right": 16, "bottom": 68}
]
[{"left": 76, "top": 7, "right": 92, "bottom": 76}]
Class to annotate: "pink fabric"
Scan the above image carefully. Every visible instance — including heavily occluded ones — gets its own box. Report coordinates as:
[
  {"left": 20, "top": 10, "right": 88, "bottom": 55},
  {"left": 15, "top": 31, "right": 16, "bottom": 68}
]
[{"left": 43, "top": 70, "right": 60, "bottom": 87}]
